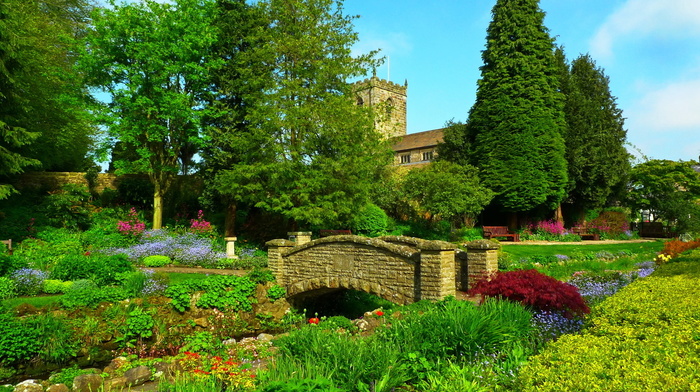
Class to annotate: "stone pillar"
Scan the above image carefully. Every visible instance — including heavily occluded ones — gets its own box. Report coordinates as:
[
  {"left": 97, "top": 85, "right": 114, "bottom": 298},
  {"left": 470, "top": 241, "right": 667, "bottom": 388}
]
[
  {"left": 288, "top": 231, "right": 312, "bottom": 246},
  {"left": 225, "top": 237, "right": 238, "bottom": 259},
  {"left": 417, "top": 240, "right": 456, "bottom": 301},
  {"left": 265, "top": 239, "right": 295, "bottom": 285},
  {"left": 465, "top": 240, "right": 500, "bottom": 290}
]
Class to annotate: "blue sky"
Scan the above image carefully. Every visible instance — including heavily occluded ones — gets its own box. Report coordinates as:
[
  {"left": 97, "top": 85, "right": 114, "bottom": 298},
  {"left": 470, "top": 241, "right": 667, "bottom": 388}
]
[{"left": 345, "top": 0, "right": 700, "bottom": 163}]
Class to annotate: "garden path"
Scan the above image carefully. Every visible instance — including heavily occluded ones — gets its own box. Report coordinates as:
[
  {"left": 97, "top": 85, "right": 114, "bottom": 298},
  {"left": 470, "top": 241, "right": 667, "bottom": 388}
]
[{"left": 500, "top": 239, "right": 656, "bottom": 246}]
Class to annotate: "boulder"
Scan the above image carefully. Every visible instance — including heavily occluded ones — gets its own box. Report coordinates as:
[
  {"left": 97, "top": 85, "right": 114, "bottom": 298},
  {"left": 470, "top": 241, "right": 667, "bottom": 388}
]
[
  {"left": 124, "top": 366, "right": 151, "bottom": 387},
  {"left": 13, "top": 380, "right": 43, "bottom": 392},
  {"left": 102, "top": 377, "right": 127, "bottom": 392},
  {"left": 72, "top": 374, "right": 102, "bottom": 392},
  {"left": 46, "top": 384, "right": 69, "bottom": 392}
]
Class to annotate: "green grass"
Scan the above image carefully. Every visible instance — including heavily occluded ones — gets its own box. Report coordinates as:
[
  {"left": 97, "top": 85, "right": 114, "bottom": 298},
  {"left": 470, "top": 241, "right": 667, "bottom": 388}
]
[
  {"left": 166, "top": 272, "right": 213, "bottom": 286},
  {"left": 2, "top": 295, "right": 61, "bottom": 309},
  {"left": 501, "top": 241, "right": 664, "bottom": 260}
]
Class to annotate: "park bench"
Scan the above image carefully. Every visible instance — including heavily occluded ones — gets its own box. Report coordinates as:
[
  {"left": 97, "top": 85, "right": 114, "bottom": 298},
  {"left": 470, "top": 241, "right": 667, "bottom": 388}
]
[
  {"left": 570, "top": 227, "right": 600, "bottom": 241},
  {"left": 319, "top": 229, "right": 353, "bottom": 237},
  {"left": 1, "top": 239, "right": 11, "bottom": 255},
  {"left": 482, "top": 226, "right": 520, "bottom": 242}
]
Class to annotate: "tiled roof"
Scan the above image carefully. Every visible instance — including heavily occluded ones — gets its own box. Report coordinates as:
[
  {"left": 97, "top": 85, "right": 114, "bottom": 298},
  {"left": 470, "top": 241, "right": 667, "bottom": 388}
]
[{"left": 391, "top": 128, "right": 444, "bottom": 152}]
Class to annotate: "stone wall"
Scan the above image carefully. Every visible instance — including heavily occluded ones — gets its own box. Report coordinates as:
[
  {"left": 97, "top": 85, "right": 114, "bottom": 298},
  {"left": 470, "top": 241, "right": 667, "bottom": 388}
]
[
  {"left": 267, "top": 235, "right": 461, "bottom": 305},
  {"left": 11, "top": 172, "right": 143, "bottom": 193}
]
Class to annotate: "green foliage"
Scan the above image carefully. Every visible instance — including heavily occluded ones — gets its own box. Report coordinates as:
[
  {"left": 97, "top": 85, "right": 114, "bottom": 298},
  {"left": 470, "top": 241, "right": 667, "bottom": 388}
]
[
  {"left": 517, "top": 258, "right": 700, "bottom": 390},
  {"left": 60, "top": 279, "right": 129, "bottom": 309},
  {"left": 48, "top": 365, "right": 95, "bottom": 389},
  {"left": 627, "top": 159, "right": 700, "bottom": 232},
  {"left": 51, "top": 253, "right": 133, "bottom": 287},
  {"left": 115, "top": 177, "right": 155, "bottom": 211},
  {"left": 165, "top": 275, "right": 258, "bottom": 313},
  {"left": 80, "top": 0, "right": 221, "bottom": 229},
  {"left": 209, "top": 0, "right": 390, "bottom": 229},
  {"left": 465, "top": 0, "right": 567, "bottom": 213},
  {"left": 120, "top": 307, "right": 155, "bottom": 343},
  {"left": 267, "top": 285, "right": 286, "bottom": 301},
  {"left": 179, "top": 331, "right": 222, "bottom": 355},
  {"left": 403, "top": 161, "right": 494, "bottom": 227},
  {"left": 42, "top": 184, "right": 93, "bottom": 231},
  {"left": 258, "top": 378, "right": 344, "bottom": 392},
  {"left": 0, "top": 0, "right": 93, "bottom": 181},
  {"left": 350, "top": 203, "right": 388, "bottom": 236},
  {"left": 143, "top": 255, "right": 172, "bottom": 267},
  {"left": 27, "top": 313, "right": 79, "bottom": 364},
  {"left": 42, "top": 279, "right": 72, "bottom": 294},
  {"left": 559, "top": 51, "right": 631, "bottom": 213},
  {"left": 246, "top": 268, "right": 275, "bottom": 285},
  {"left": 0, "top": 313, "right": 42, "bottom": 365},
  {"left": 0, "top": 277, "right": 16, "bottom": 299}
]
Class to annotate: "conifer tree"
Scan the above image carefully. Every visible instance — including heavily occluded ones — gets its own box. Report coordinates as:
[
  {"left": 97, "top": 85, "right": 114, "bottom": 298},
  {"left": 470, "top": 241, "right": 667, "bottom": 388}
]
[
  {"left": 562, "top": 53, "right": 630, "bottom": 220},
  {"left": 467, "top": 0, "right": 567, "bottom": 223}
]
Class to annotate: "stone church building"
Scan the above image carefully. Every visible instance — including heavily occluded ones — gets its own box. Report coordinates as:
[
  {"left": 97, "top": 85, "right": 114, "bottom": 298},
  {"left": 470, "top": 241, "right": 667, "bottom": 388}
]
[{"left": 354, "top": 75, "right": 443, "bottom": 167}]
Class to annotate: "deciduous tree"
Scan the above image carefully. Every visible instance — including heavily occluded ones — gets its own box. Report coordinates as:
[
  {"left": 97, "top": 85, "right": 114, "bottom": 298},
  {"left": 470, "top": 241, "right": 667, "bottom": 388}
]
[
  {"left": 80, "top": 0, "right": 220, "bottom": 229},
  {"left": 211, "top": 0, "right": 391, "bottom": 229}
]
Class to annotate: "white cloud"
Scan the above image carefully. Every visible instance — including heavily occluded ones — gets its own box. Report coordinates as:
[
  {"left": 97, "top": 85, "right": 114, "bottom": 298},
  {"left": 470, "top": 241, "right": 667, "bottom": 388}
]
[
  {"left": 632, "top": 79, "right": 700, "bottom": 130},
  {"left": 590, "top": 0, "right": 700, "bottom": 59}
]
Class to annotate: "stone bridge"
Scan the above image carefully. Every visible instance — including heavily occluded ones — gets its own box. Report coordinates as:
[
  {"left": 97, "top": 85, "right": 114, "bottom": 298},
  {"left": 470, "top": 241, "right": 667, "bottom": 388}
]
[{"left": 266, "top": 233, "right": 499, "bottom": 305}]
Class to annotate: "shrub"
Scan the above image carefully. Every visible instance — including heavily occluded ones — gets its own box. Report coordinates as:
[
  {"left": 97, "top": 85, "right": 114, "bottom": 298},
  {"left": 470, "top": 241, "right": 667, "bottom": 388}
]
[
  {"left": 469, "top": 269, "right": 589, "bottom": 317},
  {"left": 51, "top": 253, "right": 133, "bottom": 287},
  {"left": 587, "top": 210, "right": 629, "bottom": 238},
  {"left": 42, "top": 184, "right": 93, "bottom": 231},
  {"left": 42, "top": 279, "right": 73, "bottom": 294},
  {"left": 267, "top": 285, "right": 286, "bottom": 301},
  {"left": 350, "top": 203, "right": 388, "bottom": 237},
  {"left": 142, "top": 255, "right": 172, "bottom": 267},
  {"left": 0, "top": 254, "right": 27, "bottom": 277},
  {"left": 60, "top": 280, "right": 129, "bottom": 309},
  {"left": 117, "top": 207, "right": 146, "bottom": 239},
  {"left": 659, "top": 238, "right": 700, "bottom": 258},
  {"left": 0, "top": 313, "right": 42, "bottom": 365},
  {"left": 0, "top": 277, "right": 16, "bottom": 299}
]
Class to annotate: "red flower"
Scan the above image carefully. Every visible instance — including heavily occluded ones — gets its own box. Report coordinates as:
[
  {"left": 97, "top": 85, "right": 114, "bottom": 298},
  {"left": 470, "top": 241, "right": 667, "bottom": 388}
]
[
  {"left": 375, "top": 310, "right": 384, "bottom": 316},
  {"left": 309, "top": 317, "right": 320, "bottom": 324}
]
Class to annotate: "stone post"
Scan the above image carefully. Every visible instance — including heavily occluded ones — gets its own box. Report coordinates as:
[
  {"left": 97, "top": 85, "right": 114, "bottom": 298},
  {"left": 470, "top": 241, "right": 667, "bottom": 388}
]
[
  {"left": 288, "top": 231, "right": 312, "bottom": 246},
  {"left": 417, "top": 240, "right": 456, "bottom": 301},
  {"left": 225, "top": 237, "right": 238, "bottom": 259},
  {"left": 465, "top": 240, "right": 500, "bottom": 290},
  {"left": 265, "top": 239, "right": 295, "bottom": 286}
]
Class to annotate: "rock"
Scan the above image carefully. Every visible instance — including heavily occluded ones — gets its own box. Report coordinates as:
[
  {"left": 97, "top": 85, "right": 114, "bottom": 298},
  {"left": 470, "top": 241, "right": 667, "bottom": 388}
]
[
  {"left": 46, "top": 384, "right": 69, "bottom": 392},
  {"left": 152, "top": 362, "right": 175, "bottom": 379},
  {"left": 124, "top": 365, "right": 152, "bottom": 387},
  {"left": 256, "top": 333, "right": 273, "bottom": 343},
  {"left": 193, "top": 317, "right": 208, "bottom": 328},
  {"left": 222, "top": 338, "right": 237, "bottom": 346},
  {"left": 103, "top": 357, "right": 129, "bottom": 375},
  {"left": 72, "top": 374, "right": 102, "bottom": 392},
  {"left": 14, "top": 380, "right": 43, "bottom": 392},
  {"left": 354, "top": 318, "right": 369, "bottom": 331},
  {"left": 102, "top": 377, "right": 127, "bottom": 392}
]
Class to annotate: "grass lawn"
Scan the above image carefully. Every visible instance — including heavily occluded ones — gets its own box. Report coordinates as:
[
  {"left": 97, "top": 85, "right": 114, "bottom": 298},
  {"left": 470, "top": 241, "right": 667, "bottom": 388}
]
[
  {"left": 501, "top": 241, "right": 664, "bottom": 259},
  {"left": 2, "top": 295, "right": 61, "bottom": 309},
  {"left": 166, "top": 271, "right": 213, "bottom": 286}
]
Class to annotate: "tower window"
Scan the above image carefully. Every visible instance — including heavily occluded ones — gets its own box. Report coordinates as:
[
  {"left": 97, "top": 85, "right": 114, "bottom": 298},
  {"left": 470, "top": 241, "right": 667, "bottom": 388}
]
[
  {"left": 422, "top": 151, "right": 434, "bottom": 161},
  {"left": 400, "top": 154, "right": 411, "bottom": 164}
]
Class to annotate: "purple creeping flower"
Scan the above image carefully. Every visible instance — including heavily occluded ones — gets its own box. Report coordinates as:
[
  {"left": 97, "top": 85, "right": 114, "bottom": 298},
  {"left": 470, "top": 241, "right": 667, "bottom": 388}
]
[
  {"left": 11, "top": 268, "right": 48, "bottom": 296},
  {"left": 532, "top": 310, "right": 584, "bottom": 342},
  {"left": 105, "top": 228, "right": 225, "bottom": 267},
  {"left": 555, "top": 254, "right": 569, "bottom": 261}
]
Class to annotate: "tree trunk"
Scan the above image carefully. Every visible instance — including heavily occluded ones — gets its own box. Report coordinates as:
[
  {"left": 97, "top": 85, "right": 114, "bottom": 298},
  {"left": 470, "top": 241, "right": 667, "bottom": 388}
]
[
  {"left": 225, "top": 202, "right": 237, "bottom": 237},
  {"left": 153, "top": 185, "right": 163, "bottom": 230},
  {"left": 508, "top": 212, "right": 518, "bottom": 231},
  {"left": 554, "top": 204, "right": 564, "bottom": 225}
]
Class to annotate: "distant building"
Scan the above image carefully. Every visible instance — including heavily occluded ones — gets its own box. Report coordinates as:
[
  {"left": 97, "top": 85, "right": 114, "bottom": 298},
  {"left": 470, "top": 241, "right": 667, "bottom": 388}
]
[{"left": 355, "top": 75, "right": 442, "bottom": 167}]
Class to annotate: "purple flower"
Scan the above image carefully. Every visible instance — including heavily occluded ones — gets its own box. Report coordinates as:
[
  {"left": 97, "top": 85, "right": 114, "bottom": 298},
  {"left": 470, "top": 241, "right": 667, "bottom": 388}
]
[
  {"left": 532, "top": 310, "right": 584, "bottom": 342},
  {"left": 11, "top": 268, "right": 48, "bottom": 296},
  {"left": 555, "top": 254, "right": 569, "bottom": 261}
]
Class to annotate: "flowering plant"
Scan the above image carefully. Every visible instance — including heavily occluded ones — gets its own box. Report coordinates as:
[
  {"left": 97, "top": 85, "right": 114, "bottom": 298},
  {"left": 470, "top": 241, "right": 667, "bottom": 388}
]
[
  {"left": 180, "top": 351, "right": 257, "bottom": 390},
  {"left": 117, "top": 208, "right": 146, "bottom": 238},
  {"left": 190, "top": 210, "right": 214, "bottom": 236}
]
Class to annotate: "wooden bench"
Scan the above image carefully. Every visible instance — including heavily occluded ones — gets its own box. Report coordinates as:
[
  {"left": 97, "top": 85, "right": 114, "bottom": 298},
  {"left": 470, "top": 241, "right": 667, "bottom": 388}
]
[
  {"left": 319, "top": 229, "right": 353, "bottom": 237},
  {"left": 482, "top": 226, "right": 520, "bottom": 242},
  {"left": 1, "top": 239, "right": 12, "bottom": 255},
  {"left": 570, "top": 227, "right": 600, "bottom": 241}
]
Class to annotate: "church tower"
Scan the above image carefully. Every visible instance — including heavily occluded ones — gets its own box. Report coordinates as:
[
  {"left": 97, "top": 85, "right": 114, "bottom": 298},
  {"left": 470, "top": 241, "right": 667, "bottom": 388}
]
[{"left": 354, "top": 75, "right": 407, "bottom": 139}]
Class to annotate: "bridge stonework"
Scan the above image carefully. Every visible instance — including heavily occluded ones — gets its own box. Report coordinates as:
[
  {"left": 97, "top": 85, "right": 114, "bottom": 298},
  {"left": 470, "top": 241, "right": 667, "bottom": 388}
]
[{"left": 266, "top": 235, "right": 500, "bottom": 305}]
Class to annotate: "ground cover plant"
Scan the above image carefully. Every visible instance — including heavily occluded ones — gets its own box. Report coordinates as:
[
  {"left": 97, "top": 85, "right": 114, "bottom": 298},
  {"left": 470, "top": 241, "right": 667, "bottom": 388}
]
[{"left": 516, "top": 250, "right": 700, "bottom": 391}]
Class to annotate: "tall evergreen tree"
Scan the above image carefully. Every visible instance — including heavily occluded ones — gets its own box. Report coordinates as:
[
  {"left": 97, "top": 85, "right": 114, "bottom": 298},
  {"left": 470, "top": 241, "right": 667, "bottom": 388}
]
[
  {"left": 561, "top": 53, "right": 631, "bottom": 220},
  {"left": 467, "top": 0, "right": 567, "bottom": 223},
  {"left": 211, "top": 0, "right": 391, "bottom": 229}
]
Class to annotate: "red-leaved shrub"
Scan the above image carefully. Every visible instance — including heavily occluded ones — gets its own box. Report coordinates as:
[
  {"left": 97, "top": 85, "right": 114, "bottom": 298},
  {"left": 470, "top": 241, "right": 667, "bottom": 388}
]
[
  {"left": 469, "top": 269, "right": 590, "bottom": 317},
  {"left": 661, "top": 239, "right": 700, "bottom": 258}
]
